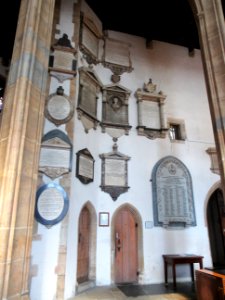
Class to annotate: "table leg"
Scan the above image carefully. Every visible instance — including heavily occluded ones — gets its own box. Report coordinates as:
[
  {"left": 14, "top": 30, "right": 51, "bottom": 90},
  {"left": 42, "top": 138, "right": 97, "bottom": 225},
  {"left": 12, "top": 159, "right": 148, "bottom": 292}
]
[
  {"left": 172, "top": 263, "right": 176, "bottom": 289},
  {"left": 190, "top": 263, "right": 194, "bottom": 282},
  {"left": 164, "top": 260, "right": 168, "bottom": 286}
]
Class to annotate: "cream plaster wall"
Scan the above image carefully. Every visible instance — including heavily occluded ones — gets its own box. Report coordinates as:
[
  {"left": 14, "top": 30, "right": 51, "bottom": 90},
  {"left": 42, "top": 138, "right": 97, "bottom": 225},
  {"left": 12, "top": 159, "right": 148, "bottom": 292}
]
[{"left": 30, "top": 12, "right": 219, "bottom": 300}]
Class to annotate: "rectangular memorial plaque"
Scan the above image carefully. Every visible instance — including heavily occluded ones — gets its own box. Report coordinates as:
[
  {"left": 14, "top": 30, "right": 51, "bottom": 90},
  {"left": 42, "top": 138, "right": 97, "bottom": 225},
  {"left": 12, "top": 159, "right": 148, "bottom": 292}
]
[
  {"left": 104, "top": 38, "right": 131, "bottom": 67},
  {"left": 40, "top": 148, "right": 71, "bottom": 168},
  {"left": 76, "top": 148, "right": 94, "bottom": 184},
  {"left": 141, "top": 101, "right": 160, "bottom": 129},
  {"left": 82, "top": 24, "right": 99, "bottom": 58},
  {"left": 105, "top": 159, "right": 126, "bottom": 187}
]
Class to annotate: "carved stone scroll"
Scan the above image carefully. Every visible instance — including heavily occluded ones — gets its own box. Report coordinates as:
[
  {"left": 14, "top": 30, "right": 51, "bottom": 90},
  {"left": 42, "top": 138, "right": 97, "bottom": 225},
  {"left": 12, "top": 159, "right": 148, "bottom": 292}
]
[
  {"left": 152, "top": 156, "right": 196, "bottom": 228},
  {"left": 39, "top": 130, "right": 72, "bottom": 179},
  {"left": 135, "top": 79, "right": 168, "bottom": 139},
  {"left": 101, "top": 84, "right": 132, "bottom": 138},
  {"left": 77, "top": 67, "right": 102, "bottom": 132},
  {"left": 99, "top": 140, "right": 130, "bottom": 200},
  {"left": 103, "top": 37, "right": 133, "bottom": 83}
]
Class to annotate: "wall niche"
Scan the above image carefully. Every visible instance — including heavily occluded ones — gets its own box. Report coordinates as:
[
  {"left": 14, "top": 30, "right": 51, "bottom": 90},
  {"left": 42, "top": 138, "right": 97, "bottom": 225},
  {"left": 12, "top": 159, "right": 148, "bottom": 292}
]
[{"left": 135, "top": 79, "right": 167, "bottom": 139}]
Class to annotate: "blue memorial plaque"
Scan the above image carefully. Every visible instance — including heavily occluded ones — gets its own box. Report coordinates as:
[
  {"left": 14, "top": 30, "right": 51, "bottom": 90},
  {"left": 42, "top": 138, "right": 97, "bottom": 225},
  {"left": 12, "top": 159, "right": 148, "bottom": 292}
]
[{"left": 35, "top": 182, "right": 69, "bottom": 226}]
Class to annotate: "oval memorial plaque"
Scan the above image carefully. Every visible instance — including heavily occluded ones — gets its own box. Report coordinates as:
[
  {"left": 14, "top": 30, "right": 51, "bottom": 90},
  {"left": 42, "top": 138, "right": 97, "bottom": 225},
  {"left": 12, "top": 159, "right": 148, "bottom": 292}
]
[{"left": 35, "top": 183, "right": 69, "bottom": 226}]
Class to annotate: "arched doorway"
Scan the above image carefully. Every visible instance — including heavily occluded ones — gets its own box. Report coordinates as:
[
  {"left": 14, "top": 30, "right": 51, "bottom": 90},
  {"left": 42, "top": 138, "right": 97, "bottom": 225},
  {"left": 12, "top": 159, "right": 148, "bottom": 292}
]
[
  {"left": 77, "top": 206, "right": 90, "bottom": 283},
  {"left": 113, "top": 205, "right": 140, "bottom": 284},
  {"left": 207, "top": 188, "right": 225, "bottom": 267}
]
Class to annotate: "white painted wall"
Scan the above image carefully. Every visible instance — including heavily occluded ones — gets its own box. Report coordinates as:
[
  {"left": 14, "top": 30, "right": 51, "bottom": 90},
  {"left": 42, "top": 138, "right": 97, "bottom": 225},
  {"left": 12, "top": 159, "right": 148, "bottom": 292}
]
[{"left": 30, "top": 2, "right": 219, "bottom": 299}]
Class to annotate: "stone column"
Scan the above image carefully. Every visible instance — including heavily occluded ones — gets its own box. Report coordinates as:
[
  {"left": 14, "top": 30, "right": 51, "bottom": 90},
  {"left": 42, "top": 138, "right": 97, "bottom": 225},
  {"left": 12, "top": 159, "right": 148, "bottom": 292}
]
[
  {"left": 0, "top": 0, "right": 55, "bottom": 299},
  {"left": 192, "top": 0, "right": 225, "bottom": 193}
]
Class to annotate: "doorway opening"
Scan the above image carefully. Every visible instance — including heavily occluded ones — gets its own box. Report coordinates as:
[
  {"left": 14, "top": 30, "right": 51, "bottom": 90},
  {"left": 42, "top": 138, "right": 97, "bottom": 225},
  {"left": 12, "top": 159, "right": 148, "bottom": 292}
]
[
  {"left": 207, "top": 188, "right": 225, "bottom": 268},
  {"left": 76, "top": 202, "right": 96, "bottom": 288}
]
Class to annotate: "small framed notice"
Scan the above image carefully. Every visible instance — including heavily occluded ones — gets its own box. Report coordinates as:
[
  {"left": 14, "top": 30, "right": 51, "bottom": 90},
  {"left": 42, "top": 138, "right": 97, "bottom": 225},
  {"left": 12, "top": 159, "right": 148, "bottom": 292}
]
[
  {"left": 35, "top": 182, "right": 69, "bottom": 227},
  {"left": 99, "top": 212, "right": 109, "bottom": 227}
]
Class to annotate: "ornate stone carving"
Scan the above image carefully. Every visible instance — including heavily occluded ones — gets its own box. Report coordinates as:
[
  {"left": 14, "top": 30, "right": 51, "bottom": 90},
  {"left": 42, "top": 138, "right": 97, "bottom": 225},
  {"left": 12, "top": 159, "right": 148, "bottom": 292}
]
[
  {"left": 100, "top": 84, "right": 132, "bottom": 138},
  {"left": 99, "top": 139, "right": 130, "bottom": 200},
  {"left": 77, "top": 67, "right": 102, "bottom": 132},
  {"left": 135, "top": 79, "right": 168, "bottom": 139}
]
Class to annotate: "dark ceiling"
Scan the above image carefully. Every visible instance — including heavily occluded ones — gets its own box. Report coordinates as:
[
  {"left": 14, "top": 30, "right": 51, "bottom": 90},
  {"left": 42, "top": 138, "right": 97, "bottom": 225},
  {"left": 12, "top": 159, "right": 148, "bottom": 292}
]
[
  {"left": 85, "top": 0, "right": 200, "bottom": 51},
  {"left": 1, "top": 0, "right": 225, "bottom": 66}
]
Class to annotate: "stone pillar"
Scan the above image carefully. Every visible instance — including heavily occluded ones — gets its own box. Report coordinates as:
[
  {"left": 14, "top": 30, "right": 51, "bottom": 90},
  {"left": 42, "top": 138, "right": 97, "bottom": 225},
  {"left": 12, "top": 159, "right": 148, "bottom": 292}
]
[
  {"left": 0, "top": 0, "right": 55, "bottom": 299},
  {"left": 192, "top": 0, "right": 225, "bottom": 193}
]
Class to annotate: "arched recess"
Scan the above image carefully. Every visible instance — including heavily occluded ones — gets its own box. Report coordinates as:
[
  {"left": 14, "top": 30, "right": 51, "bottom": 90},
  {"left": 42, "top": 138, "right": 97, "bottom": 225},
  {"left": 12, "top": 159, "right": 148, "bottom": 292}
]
[
  {"left": 206, "top": 188, "right": 225, "bottom": 268},
  {"left": 111, "top": 203, "right": 143, "bottom": 284},
  {"left": 76, "top": 201, "right": 97, "bottom": 285}
]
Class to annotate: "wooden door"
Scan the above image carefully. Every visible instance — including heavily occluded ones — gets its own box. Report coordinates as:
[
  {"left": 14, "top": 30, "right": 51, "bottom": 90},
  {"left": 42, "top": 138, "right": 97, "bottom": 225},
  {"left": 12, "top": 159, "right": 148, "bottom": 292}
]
[
  {"left": 115, "top": 207, "right": 138, "bottom": 284},
  {"left": 77, "top": 207, "right": 90, "bottom": 283}
]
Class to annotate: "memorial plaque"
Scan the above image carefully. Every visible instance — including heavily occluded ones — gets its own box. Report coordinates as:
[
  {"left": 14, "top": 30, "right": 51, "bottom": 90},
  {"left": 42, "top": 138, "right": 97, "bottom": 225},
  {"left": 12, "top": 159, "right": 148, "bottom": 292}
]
[
  {"left": 35, "top": 183, "right": 69, "bottom": 227},
  {"left": 135, "top": 81, "right": 168, "bottom": 139},
  {"left": 101, "top": 85, "right": 131, "bottom": 138},
  {"left": 105, "top": 159, "right": 126, "bottom": 186},
  {"left": 39, "top": 130, "right": 72, "bottom": 179},
  {"left": 152, "top": 156, "right": 196, "bottom": 228},
  {"left": 45, "top": 87, "right": 74, "bottom": 125},
  {"left": 100, "top": 141, "right": 130, "bottom": 200},
  {"left": 76, "top": 148, "right": 94, "bottom": 184},
  {"left": 141, "top": 101, "right": 160, "bottom": 129},
  {"left": 49, "top": 45, "right": 77, "bottom": 82},
  {"left": 77, "top": 67, "right": 102, "bottom": 133}
]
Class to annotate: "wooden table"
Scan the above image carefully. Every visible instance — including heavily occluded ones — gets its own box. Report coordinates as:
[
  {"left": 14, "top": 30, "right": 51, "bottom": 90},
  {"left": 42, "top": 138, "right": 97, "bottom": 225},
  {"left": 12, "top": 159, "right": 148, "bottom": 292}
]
[{"left": 163, "top": 254, "right": 204, "bottom": 288}]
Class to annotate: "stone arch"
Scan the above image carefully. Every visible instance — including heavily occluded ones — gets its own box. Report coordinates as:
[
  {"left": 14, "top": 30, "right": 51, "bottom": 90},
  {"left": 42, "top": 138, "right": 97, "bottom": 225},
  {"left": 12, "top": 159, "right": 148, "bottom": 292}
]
[
  {"left": 77, "top": 201, "right": 97, "bottom": 284},
  {"left": 110, "top": 203, "right": 144, "bottom": 284}
]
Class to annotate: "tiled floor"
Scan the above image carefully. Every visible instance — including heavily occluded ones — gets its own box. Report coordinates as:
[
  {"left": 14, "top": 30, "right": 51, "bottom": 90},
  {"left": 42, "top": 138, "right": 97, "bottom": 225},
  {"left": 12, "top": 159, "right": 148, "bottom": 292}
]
[{"left": 70, "top": 282, "right": 197, "bottom": 300}]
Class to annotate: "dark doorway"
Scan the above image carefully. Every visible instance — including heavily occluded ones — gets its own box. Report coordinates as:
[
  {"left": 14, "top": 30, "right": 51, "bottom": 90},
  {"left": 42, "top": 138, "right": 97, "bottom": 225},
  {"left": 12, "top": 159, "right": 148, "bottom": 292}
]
[{"left": 207, "top": 188, "right": 225, "bottom": 267}]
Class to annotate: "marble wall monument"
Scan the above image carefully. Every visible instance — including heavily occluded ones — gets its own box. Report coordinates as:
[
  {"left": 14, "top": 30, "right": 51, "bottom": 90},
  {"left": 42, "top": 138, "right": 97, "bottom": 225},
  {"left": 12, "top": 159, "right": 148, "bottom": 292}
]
[{"left": 152, "top": 156, "right": 196, "bottom": 228}]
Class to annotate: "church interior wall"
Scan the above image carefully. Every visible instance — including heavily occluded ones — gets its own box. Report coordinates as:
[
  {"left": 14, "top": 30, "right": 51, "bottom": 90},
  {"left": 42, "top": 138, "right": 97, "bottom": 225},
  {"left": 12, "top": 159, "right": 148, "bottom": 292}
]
[{"left": 29, "top": 1, "right": 220, "bottom": 299}]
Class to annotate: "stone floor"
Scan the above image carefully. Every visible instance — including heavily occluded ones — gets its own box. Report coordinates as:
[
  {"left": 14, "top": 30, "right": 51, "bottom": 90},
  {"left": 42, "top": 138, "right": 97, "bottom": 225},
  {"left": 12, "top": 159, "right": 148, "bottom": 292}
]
[{"left": 70, "top": 282, "right": 197, "bottom": 300}]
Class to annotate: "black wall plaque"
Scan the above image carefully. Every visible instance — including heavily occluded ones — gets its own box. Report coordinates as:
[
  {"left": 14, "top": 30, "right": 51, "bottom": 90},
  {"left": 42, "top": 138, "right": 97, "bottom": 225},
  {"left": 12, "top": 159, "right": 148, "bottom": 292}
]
[{"left": 76, "top": 148, "right": 95, "bottom": 184}]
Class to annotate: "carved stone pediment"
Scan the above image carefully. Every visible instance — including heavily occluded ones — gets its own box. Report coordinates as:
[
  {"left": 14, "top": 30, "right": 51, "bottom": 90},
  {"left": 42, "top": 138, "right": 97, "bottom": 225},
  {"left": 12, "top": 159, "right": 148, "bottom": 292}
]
[
  {"left": 49, "top": 35, "right": 77, "bottom": 82},
  {"left": 39, "top": 130, "right": 72, "bottom": 179},
  {"left": 135, "top": 79, "right": 168, "bottom": 139},
  {"left": 101, "top": 84, "right": 132, "bottom": 138},
  {"left": 77, "top": 67, "right": 102, "bottom": 133},
  {"left": 99, "top": 140, "right": 130, "bottom": 201},
  {"left": 103, "top": 37, "right": 133, "bottom": 83}
]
